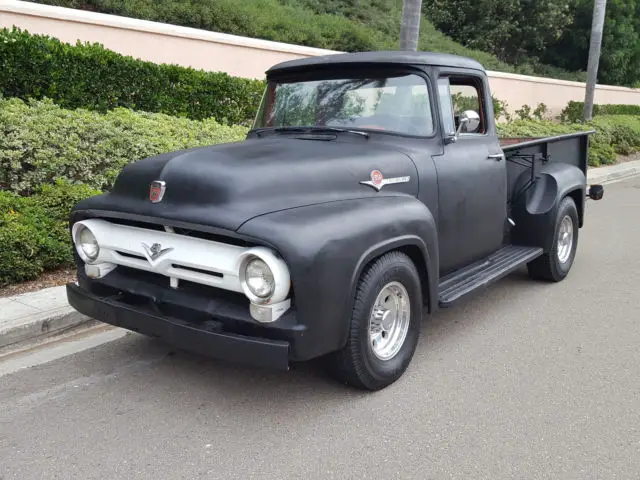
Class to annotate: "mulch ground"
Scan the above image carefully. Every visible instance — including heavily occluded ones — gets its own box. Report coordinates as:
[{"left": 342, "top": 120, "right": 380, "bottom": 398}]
[
  {"left": 0, "top": 267, "right": 76, "bottom": 299},
  {"left": 616, "top": 153, "right": 640, "bottom": 164}
]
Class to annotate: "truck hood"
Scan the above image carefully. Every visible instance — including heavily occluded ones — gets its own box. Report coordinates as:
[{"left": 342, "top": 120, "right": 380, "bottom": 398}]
[{"left": 76, "top": 136, "right": 419, "bottom": 231}]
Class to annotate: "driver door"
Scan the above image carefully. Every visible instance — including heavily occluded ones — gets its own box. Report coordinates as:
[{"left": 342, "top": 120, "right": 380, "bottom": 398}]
[{"left": 433, "top": 73, "right": 508, "bottom": 274}]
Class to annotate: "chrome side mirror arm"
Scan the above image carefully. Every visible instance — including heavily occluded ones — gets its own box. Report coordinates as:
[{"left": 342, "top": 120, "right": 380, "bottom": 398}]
[{"left": 444, "top": 117, "right": 469, "bottom": 145}]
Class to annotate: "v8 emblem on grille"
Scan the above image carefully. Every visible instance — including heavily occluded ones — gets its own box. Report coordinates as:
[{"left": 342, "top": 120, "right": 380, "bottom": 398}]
[{"left": 141, "top": 242, "right": 173, "bottom": 261}]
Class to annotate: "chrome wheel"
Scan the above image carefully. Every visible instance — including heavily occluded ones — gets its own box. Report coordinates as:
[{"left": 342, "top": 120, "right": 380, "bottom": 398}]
[
  {"left": 369, "top": 281, "right": 411, "bottom": 361},
  {"left": 557, "top": 215, "right": 574, "bottom": 264}
]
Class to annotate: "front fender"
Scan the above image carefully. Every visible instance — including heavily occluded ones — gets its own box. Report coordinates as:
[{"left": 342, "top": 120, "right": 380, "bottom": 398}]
[
  {"left": 237, "top": 196, "right": 438, "bottom": 360},
  {"left": 511, "top": 162, "right": 585, "bottom": 251}
]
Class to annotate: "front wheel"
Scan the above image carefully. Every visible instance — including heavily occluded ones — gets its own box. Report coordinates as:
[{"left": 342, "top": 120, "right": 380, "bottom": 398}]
[
  {"left": 527, "top": 196, "right": 579, "bottom": 282},
  {"left": 328, "top": 251, "right": 422, "bottom": 391}
]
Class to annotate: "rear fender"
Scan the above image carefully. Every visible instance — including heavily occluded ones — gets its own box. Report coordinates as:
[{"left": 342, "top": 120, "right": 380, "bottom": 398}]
[{"left": 510, "top": 162, "right": 585, "bottom": 252}]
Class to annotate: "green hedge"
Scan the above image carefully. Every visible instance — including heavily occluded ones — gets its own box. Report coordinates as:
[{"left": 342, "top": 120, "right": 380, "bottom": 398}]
[
  {"left": 0, "top": 27, "right": 265, "bottom": 123},
  {"left": 560, "top": 101, "right": 640, "bottom": 123},
  {"left": 0, "top": 97, "right": 250, "bottom": 195},
  {"left": 0, "top": 181, "right": 101, "bottom": 286},
  {"left": 497, "top": 115, "right": 640, "bottom": 166}
]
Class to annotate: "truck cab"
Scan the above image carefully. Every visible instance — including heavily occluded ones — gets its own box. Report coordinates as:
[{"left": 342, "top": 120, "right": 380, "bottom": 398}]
[{"left": 66, "top": 51, "right": 603, "bottom": 390}]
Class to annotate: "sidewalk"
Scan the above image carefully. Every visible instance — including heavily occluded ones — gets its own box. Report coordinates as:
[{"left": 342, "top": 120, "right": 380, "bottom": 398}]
[
  {"left": 1, "top": 159, "right": 639, "bottom": 351},
  {"left": 0, "top": 285, "right": 89, "bottom": 349},
  {"left": 587, "top": 158, "right": 640, "bottom": 185}
]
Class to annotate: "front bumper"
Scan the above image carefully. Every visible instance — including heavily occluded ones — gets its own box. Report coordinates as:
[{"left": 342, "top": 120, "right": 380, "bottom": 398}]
[{"left": 66, "top": 282, "right": 292, "bottom": 370}]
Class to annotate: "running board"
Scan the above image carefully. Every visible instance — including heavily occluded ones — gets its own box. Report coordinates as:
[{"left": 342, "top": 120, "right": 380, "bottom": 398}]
[{"left": 438, "top": 245, "right": 543, "bottom": 307}]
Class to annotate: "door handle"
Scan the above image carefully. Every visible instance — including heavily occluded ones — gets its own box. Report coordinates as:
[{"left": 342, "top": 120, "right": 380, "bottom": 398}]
[{"left": 487, "top": 153, "right": 504, "bottom": 161}]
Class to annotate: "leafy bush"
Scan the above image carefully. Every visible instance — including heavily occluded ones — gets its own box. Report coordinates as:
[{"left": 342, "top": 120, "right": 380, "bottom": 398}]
[
  {"left": 512, "top": 103, "right": 548, "bottom": 121},
  {"left": 560, "top": 101, "right": 640, "bottom": 123},
  {"left": 497, "top": 115, "right": 640, "bottom": 166},
  {"left": 0, "top": 27, "right": 265, "bottom": 123},
  {"left": 0, "top": 181, "right": 101, "bottom": 286},
  {"left": 0, "top": 97, "right": 250, "bottom": 195},
  {"left": 591, "top": 115, "right": 640, "bottom": 158},
  {"left": 30, "top": 0, "right": 586, "bottom": 81}
]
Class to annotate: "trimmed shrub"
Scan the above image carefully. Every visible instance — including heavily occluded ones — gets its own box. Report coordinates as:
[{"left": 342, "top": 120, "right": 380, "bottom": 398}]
[
  {"left": 0, "top": 97, "right": 250, "bottom": 195},
  {"left": 561, "top": 101, "right": 640, "bottom": 123},
  {"left": 0, "top": 27, "right": 265, "bottom": 123},
  {"left": 0, "top": 181, "right": 101, "bottom": 286}
]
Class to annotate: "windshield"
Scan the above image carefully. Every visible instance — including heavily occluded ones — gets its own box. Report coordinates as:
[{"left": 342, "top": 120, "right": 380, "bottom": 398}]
[{"left": 253, "top": 73, "right": 434, "bottom": 137}]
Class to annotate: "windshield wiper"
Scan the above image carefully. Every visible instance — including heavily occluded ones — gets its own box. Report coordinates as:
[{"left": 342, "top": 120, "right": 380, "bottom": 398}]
[
  {"left": 252, "top": 126, "right": 369, "bottom": 138},
  {"left": 301, "top": 127, "right": 370, "bottom": 138}
]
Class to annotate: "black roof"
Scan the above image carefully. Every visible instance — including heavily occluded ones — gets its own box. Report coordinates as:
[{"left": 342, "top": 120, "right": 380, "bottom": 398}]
[{"left": 266, "top": 51, "right": 485, "bottom": 75}]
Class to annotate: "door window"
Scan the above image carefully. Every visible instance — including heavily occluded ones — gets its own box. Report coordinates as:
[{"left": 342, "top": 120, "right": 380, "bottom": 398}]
[{"left": 438, "top": 75, "right": 487, "bottom": 135}]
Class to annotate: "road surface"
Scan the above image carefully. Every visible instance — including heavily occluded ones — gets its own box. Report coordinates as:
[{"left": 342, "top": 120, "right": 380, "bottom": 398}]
[{"left": 1, "top": 177, "right": 639, "bottom": 480}]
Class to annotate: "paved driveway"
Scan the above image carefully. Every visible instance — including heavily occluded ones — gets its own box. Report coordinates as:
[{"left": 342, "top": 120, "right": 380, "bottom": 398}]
[{"left": 1, "top": 177, "right": 639, "bottom": 480}]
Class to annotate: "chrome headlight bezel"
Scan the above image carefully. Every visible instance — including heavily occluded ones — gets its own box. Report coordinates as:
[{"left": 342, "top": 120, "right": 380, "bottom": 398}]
[
  {"left": 72, "top": 223, "right": 100, "bottom": 264},
  {"left": 238, "top": 247, "right": 290, "bottom": 305},
  {"left": 242, "top": 257, "right": 275, "bottom": 300}
]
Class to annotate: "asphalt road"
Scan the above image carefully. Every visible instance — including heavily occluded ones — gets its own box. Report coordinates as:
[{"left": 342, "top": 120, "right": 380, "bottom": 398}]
[{"left": 1, "top": 177, "right": 639, "bottom": 480}]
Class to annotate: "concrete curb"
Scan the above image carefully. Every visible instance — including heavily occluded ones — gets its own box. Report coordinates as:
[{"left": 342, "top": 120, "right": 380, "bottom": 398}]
[
  {"left": 587, "top": 159, "right": 640, "bottom": 185},
  {"left": 0, "top": 285, "right": 91, "bottom": 350}
]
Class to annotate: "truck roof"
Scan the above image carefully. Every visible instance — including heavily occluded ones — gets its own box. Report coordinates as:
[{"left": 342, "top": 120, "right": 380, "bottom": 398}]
[{"left": 266, "top": 51, "right": 485, "bottom": 75}]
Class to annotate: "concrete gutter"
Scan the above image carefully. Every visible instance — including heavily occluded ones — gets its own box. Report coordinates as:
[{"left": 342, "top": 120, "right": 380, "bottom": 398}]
[
  {"left": 1, "top": 159, "right": 638, "bottom": 351},
  {"left": 0, "top": 285, "right": 90, "bottom": 350}
]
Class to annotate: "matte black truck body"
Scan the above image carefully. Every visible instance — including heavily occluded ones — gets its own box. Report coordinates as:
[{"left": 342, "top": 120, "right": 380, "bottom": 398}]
[{"left": 66, "top": 51, "right": 603, "bottom": 390}]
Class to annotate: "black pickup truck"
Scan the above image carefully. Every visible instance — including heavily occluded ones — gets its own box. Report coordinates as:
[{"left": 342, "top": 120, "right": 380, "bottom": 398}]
[{"left": 66, "top": 51, "right": 604, "bottom": 390}]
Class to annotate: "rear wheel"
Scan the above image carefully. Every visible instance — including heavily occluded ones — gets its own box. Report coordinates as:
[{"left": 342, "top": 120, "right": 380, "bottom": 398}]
[
  {"left": 328, "top": 251, "right": 422, "bottom": 391},
  {"left": 527, "top": 196, "right": 579, "bottom": 282}
]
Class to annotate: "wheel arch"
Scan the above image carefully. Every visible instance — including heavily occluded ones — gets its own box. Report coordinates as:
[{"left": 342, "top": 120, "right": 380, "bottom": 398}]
[{"left": 348, "top": 235, "right": 436, "bottom": 316}]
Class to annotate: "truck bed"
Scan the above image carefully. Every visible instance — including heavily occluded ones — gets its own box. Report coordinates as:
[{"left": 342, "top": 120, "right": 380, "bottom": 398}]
[
  {"left": 500, "top": 131, "right": 595, "bottom": 204},
  {"left": 500, "top": 130, "right": 595, "bottom": 176}
]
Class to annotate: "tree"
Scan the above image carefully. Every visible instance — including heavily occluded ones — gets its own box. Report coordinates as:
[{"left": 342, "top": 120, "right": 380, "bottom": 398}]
[
  {"left": 422, "top": 0, "right": 573, "bottom": 65},
  {"left": 544, "top": 0, "right": 640, "bottom": 87},
  {"left": 400, "top": 0, "right": 423, "bottom": 51},
  {"left": 583, "top": 0, "right": 607, "bottom": 121}
]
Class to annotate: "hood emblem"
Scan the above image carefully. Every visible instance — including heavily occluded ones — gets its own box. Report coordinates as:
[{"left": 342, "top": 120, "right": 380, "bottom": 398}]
[
  {"left": 141, "top": 242, "right": 173, "bottom": 261},
  {"left": 360, "top": 170, "right": 410, "bottom": 191},
  {"left": 149, "top": 180, "right": 166, "bottom": 203}
]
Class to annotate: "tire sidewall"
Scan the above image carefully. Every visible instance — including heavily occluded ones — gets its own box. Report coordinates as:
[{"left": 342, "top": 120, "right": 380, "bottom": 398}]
[
  {"left": 551, "top": 197, "right": 579, "bottom": 277},
  {"left": 356, "top": 257, "right": 422, "bottom": 385}
]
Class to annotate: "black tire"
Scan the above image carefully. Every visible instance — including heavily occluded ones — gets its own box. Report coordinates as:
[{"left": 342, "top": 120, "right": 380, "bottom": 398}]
[
  {"left": 527, "top": 196, "right": 579, "bottom": 282},
  {"left": 327, "top": 251, "right": 422, "bottom": 391}
]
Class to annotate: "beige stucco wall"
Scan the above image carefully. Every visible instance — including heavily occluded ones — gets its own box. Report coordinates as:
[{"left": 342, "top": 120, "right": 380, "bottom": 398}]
[
  {"left": 488, "top": 72, "right": 640, "bottom": 118},
  {"left": 2, "top": 0, "right": 639, "bottom": 117}
]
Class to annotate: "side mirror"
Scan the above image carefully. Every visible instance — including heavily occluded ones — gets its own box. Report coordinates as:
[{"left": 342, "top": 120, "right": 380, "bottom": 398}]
[
  {"left": 460, "top": 110, "right": 480, "bottom": 133},
  {"left": 444, "top": 110, "right": 480, "bottom": 144}
]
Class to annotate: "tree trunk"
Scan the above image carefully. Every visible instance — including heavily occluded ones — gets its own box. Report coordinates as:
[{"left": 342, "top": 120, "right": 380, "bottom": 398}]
[
  {"left": 400, "top": 0, "right": 423, "bottom": 51},
  {"left": 583, "top": 0, "right": 607, "bottom": 121}
]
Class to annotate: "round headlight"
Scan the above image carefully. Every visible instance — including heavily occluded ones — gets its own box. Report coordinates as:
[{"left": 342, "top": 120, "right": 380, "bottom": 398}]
[
  {"left": 244, "top": 257, "right": 275, "bottom": 301},
  {"left": 76, "top": 225, "right": 99, "bottom": 262}
]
